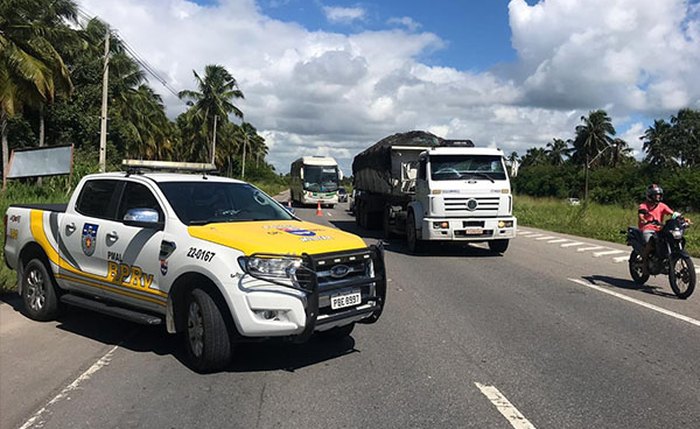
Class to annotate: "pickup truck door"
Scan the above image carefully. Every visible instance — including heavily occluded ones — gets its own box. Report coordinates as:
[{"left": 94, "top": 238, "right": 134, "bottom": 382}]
[
  {"left": 58, "top": 179, "right": 122, "bottom": 294},
  {"left": 99, "top": 181, "right": 167, "bottom": 312},
  {"left": 58, "top": 180, "right": 167, "bottom": 312}
]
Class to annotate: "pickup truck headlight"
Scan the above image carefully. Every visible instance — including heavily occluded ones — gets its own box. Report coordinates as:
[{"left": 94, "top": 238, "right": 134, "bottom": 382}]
[{"left": 238, "top": 255, "right": 303, "bottom": 283}]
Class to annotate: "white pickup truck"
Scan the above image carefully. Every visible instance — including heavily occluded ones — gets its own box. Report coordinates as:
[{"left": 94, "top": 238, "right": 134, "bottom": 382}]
[{"left": 3, "top": 166, "right": 385, "bottom": 372}]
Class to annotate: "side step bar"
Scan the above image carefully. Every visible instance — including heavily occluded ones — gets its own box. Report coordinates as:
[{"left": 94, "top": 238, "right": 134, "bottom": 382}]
[{"left": 60, "top": 294, "right": 163, "bottom": 325}]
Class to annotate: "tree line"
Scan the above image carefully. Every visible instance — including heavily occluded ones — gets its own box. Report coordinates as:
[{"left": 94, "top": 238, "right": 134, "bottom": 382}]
[
  {"left": 510, "top": 108, "right": 700, "bottom": 211},
  {"left": 1, "top": 0, "right": 276, "bottom": 189}
]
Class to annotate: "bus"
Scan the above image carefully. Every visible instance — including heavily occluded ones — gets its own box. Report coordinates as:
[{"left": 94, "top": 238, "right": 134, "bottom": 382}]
[{"left": 290, "top": 156, "right": 342, "bottom": 207}]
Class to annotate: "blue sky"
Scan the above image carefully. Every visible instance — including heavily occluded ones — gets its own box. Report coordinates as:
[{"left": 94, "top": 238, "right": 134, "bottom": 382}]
[{"left": 81, "top": 0, "right": 700, "bottom": 174}]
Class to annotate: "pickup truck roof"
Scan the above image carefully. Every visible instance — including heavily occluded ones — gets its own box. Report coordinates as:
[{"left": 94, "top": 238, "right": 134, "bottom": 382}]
[{"left": 82, "top": 172, "right": 248, "bottom": 184}]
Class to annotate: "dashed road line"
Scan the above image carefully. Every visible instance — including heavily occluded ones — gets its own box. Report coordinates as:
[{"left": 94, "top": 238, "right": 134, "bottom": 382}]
[
  {"left": 613, "top": 255, "right": 630, "bottom": 263},
  {"left": 547, "top": 238, "right": 568, "bottom": 244},
  {"left": 593, "top": 249, "right": 626, "bottom": 257},
  {"left": 525, "top": 233, "right": 544, "bottom": 238},
  {"left": 560, "top": 241, "right": 585, "bottom": 248},
  {"left": 517, "top": 231, "right": 535, "bottom": 236},
  {"left": 577, "top": 246, "right": 606, "bottom": 252},
  {"left": 19, "top": 345, "right": 119, "bottom": 429},
  {"left": 568, "top": 278, "right": 700, "bottom": 328},
  {"left": 475, "top": 383, "right": 537, "bottom": 429},
  {"left": 535, "top": 236, "right": 556, "bottom": 240}
]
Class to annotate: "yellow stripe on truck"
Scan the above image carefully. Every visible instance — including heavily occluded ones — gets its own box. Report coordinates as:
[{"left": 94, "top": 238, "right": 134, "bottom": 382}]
[
  {"left": 29, "top": 210, "right": 167, "bottom": 299},
  {"left": 188, "top": 220, "right": 367, "bottom": 256}
]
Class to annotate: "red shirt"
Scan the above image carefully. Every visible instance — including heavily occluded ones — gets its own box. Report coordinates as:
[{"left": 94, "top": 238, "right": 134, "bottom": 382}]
[{"left": 638, "top": 201, "right": 673, "bottom": 231}]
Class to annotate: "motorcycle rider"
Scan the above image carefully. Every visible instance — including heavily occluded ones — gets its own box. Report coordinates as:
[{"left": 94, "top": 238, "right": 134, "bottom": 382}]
[{"left": 638, "top": 184, "right": 691, "bottom": 273}]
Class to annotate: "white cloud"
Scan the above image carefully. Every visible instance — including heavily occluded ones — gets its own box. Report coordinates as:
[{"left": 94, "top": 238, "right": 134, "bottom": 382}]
[
  {"left": 78, "top": 0, "right": 700, "bottom": 175},
  {"left": 387, "top": 16, "right": 422, "bottom": 32},
  {"left": 322, "top": 6, "right": 366, "bottom": 24}
]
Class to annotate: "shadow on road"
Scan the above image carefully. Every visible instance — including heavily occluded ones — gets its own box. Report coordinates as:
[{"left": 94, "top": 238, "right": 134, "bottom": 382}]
[
  {"left": 582, "top": 274, "right": 678, "bottom": 299},
  {"left": 329, "top": 219, "right": 503, "bottom": 258},
  {"left": 2, "top": 292, "right": 358, "bottom": 373}
]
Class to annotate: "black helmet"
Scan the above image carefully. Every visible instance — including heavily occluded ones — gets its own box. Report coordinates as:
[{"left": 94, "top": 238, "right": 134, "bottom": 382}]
[{"left": 646, "top": 184, "right": 663, "bottom": 201}]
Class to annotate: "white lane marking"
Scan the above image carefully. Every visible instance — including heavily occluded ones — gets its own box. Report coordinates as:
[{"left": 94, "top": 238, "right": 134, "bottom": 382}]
[
  {"left": 535, "top": 236, "right": 556, "bottom": 241},
  {"left": 525, "top": 233, "right": 543, "bottom": 238},
  {"left": 568, "top": 278, "right": 700, "bottom": 328},
  {"left": 326, "top": 212, "right": 333, "bottom": 217},
  {"left": 19, "top": 345, "right": 119, "bottom": 429},
  {"left": 517, "top": 231, "right": 535, "bottom": 236},
  {"left": 613, "top": 255, "right": 630, "bottom": 263},
  {"left": 475, "top": 383, "right": 537, "bottom": 429},
  {"left": 577, "top": 246, "right": 605, "bottom": 252},
  {"left": 547, "top": 239, "right": 568, "bottom": 244},
  {"left": 560, "top": 241, "right": 585, "bottom": 248},
  {"left": 696, "top": 268, "right": 700, "bottom": 274},
  {"left": 593, "top": 249, "right": 626, "bottom": 257}
]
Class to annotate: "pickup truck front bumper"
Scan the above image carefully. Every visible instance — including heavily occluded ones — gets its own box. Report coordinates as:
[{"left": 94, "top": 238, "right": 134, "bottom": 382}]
[{"left": 236, "top": 245, "right": 386, "bottom": 340}]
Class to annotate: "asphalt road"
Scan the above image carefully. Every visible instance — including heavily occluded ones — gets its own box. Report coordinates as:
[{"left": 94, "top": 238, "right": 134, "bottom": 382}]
[{"left": 2, "top": 201, "right": 700, "bottom": 429}]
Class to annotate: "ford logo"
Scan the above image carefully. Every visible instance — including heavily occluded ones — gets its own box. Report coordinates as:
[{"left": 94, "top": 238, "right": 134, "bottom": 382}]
[
  {"left": 466, "top": 199, "right": 478, "bottom": 211},
  {"left": 330, "top": 264, "right": 351, "bottom": 278}
]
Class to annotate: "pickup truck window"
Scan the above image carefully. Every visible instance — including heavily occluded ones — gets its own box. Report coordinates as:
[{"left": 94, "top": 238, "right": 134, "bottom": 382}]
[
  {"left": 159, "top": 182, "right": 294, "bottom": 225},
  {"left": 118, "top": 182, "right": 164, "bottom": 222},
  {"left": 75, "top": 180, "right": 120, "bottom": 219}
]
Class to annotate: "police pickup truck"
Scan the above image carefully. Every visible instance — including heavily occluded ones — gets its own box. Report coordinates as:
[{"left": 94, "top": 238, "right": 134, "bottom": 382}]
[{"left": 4, "top": 162, "right": 385, "bottom": 372}]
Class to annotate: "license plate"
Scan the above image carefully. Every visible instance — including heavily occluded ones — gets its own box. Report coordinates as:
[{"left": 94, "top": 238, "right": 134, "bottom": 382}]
[
  {"left": 464, "top": 228, "right": 483, "bottom": 235},
  {"left": 331, "top": 291, "right": 361, "bottom": 310}
]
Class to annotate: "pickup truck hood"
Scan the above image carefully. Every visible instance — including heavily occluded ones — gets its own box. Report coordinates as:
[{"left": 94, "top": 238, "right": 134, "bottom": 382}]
[{"left": 187, "top": 220, "right": 367, "bottom": 256}]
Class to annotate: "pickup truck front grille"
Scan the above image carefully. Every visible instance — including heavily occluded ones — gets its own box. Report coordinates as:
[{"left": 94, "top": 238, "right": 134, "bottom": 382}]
[
  {"left": 294, "top": 246, "right": 386, "bottom": 340},
  {"left": 444, "top": 196, "right": 500, "bottom": 213}
]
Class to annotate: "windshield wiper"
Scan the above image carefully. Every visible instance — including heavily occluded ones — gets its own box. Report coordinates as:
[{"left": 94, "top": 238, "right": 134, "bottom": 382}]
[{"left": 464, "top": 172, "right": 495, "bottom": 183}]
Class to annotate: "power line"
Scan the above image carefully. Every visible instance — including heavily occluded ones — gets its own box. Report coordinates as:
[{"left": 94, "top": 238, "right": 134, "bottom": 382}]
[{"left": 75, "top": 6, "right": 182, "bottom": 99}]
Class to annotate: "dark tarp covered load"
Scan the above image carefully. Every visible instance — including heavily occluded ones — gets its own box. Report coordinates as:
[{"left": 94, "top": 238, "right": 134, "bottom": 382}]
[{"left": 352, "top": 131, "right": 444, "bottom": 174}]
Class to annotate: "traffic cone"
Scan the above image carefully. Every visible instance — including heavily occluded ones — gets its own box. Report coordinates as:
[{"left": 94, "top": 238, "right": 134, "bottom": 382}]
[{"left": 316, "top": 201, "right": 323, "bottom": 216}]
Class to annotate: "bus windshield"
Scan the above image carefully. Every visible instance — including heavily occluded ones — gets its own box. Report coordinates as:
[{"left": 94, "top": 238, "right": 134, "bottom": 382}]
[
  {"left": 430, "top": 155, "right": 507, "bottom": 181},
  {"left": 303, "top": 165, "right": 339, "bottom": 192}
]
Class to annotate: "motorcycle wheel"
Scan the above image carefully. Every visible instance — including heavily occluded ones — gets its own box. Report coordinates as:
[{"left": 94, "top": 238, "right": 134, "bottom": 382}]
[
  {"left": 669, "top": 255, "right": 696, "bottom": 299},
  {"left": 628, "top": 251, "right": 649, "bottom": 285}
]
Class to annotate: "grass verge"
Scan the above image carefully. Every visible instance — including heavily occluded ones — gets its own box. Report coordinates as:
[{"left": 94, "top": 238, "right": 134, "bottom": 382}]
[{"left": 514, "top": 195, "right": 699, "bottom": 257}]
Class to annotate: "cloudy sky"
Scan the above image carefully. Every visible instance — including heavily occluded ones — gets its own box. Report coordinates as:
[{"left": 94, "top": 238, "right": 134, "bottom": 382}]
[{"left": 78, "top": 0, "right": 700, "bottom": 174}]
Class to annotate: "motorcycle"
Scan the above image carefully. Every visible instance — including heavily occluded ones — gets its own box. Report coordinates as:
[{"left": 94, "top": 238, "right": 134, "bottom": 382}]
[{"left": 622, "top": 215, "right": 696, "bottom": 299}]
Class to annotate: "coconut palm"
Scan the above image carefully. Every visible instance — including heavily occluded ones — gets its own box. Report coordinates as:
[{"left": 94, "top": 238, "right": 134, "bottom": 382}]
[
  {"left": 571, "top": 110, "right": 616, "bottom": 167},
  {"left": 0, "top": 0, "right": 78, "bottom": 188},
  {"left": 178, "top": 65, "right": 245, "bottom": 163},
  {"left": 642, "top": 119, "right": 674, "bottom": 168},
  {"left": 520, "top": 147, "right": 548, "bottom": 167},
  {"left": 545, "top": 138, "right": 571, "bottom": 165}
]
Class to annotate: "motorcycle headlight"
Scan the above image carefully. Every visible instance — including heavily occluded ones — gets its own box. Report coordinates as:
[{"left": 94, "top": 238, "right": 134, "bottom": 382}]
[
  {"left": 238, "top": 255, "right": 303, "bottom": 283},
  {"left": 671, "top": 229, "right": 683, "bottom": 240}
]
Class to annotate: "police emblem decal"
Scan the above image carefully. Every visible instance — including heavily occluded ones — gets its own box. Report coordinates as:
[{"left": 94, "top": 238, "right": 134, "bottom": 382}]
[{"left": 81, "top": 223, "right": 99, "bottom": 256}]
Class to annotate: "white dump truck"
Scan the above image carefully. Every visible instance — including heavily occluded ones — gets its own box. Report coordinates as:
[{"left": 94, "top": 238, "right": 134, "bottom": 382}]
[{"left": 352, "top": 131, "right": 516, "bottom": 253}]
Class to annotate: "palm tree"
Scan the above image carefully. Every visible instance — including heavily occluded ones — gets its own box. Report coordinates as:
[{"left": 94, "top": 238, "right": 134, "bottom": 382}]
[
  {"left": 178, "top": 65, "right": 245, "bottom": 163},
  {"left": 571, "top": 110, "right": 616, "bottom": 167},
  {"left": 545, "top": 138, "right": 571, "bottom": 165},
  {"left": 669, "top": 108, "right": 700, "bottom": 168},
  {"left": 0, "top": 0, "right": 78, "bottom": 189},
  {"left": 642, "top": 119, "right": 674, "bottom": 168},
  {"left": 520, "top": 147, "right": 548, "bottom": 167}
]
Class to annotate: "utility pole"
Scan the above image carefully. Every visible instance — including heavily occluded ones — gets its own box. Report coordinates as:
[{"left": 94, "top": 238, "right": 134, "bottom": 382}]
[
  {"left": 241, "top": 131, "right": 247, "bottom": 179},
  {"left": 99, "top": 30, "right": 110, "bottom": 173},
  {"left": 211, "top": 115, "right": 217, "bottom": 165}
]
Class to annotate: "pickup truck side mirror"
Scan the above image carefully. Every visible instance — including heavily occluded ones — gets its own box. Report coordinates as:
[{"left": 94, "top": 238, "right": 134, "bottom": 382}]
[{"left": 123, "top": 208, "right": 164, "bottom": 230}]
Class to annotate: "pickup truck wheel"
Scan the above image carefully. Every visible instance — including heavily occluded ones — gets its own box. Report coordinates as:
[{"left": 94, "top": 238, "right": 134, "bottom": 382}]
[
  {"left": 488, "top": 239, "right": 509, "bottom": 254},
  {"left": 21, "top": 259, "right": 61, "bottom": 321},
  {"left": 318, "top": 323, "right": 354, "bottom": 341},
  {"left": 406, "top": 212, "right": 422, "bottom": 254},
  {"left": 185, "top": 288, "right": 232, "bottom": 373}
]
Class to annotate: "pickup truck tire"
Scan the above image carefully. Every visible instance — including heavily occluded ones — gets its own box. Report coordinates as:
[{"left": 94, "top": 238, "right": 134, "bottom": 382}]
[
  {"left": 406, "top": 211, "right": 423, "bottom": 254},
  {"left": 318, "top": 323, "right": 354, "bottom": 340},
  {"left": 21, "top": 258, "right": 61, "bottom": 321},
  {"left": 185, "top": 288, "right": 232, "bottom": 373},
  {"left": 488, "top": 239, "right": 509, "bottom": 254}
]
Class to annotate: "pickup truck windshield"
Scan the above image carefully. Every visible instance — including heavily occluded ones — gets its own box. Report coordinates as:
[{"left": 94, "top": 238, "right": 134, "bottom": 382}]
[
  {"left": 159, "top": 182, "right": 294, "bottom": 225},
  {"left": 430, "top": 155, "right": 506, "bottom": 181}
]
